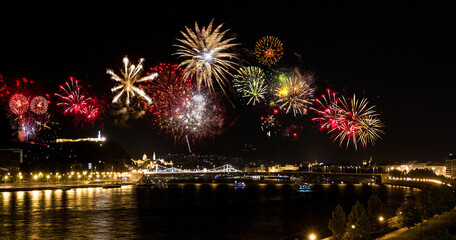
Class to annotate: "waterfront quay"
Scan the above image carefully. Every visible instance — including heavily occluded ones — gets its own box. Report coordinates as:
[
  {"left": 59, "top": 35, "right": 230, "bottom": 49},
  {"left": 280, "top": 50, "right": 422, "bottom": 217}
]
[{"left": 0, "top": 181, "right": 136, "bottom": 192}]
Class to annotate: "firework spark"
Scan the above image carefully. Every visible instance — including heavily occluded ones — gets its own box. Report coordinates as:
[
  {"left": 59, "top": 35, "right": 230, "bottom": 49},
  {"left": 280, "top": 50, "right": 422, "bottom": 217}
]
[
  {"left": 160, "top": 89, "right": 230, "bottom": 150},
  {"left": 333, "top": 95, "right": 384, "bottom": 149},
  {"left": 9, "top": 93, "right": 29, "bottom": 116},
  {"left": 311, "top": 89, "right": 343, "bottom": 131},
  {"left": 174, "top": 19, "right": 240, "bottom": 93},
  {"left": 312, "top": 92, "right": 384, "bottom": 150},
  {"left": 30, "top": 96, "right": 48, "bottom": 115},
  {"left": 273, "top": 74, "right": 314, "bottom": 116},
  {"left": 107, "top": 56, "right": 158, "bottom": 106},
  {"left": 255, "top": 36, "right": 283, "bottom": 66},
  {"left": 55, "top": 77, "right": 92, "bottom": 115},
  {"left": 233, "top": 66, "right": 268, "bottom": 105},
  {"left": 55, "top": 76, "right": 102, "bottom": 125},
  {"left": 4, "top": 77, "right": 51, "bottom": 142},
  {"left": 144, "top": 63, "right": 192, "bottom": 130}
]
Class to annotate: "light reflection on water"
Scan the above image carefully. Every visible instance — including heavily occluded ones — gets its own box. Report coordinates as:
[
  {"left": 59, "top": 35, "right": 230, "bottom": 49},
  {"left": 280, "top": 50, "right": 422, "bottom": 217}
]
[{"left": 0, "top": 183, "right": 418, "bottom": 239}]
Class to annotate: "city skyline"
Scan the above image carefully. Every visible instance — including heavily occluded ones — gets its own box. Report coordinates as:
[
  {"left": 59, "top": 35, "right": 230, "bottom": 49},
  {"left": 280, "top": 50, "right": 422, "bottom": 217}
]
[{"left": 1, "top": 2, "right": 456, "bottom": 164}]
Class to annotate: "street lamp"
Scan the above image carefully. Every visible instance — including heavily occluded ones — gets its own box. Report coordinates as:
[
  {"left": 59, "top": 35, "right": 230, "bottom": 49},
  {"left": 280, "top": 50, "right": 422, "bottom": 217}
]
[
  {"left": 309, "top": 233, "right": 317, "bottom": 240},
  {"left": 379, "top": 216, "right": 384, "bottom": 222}
]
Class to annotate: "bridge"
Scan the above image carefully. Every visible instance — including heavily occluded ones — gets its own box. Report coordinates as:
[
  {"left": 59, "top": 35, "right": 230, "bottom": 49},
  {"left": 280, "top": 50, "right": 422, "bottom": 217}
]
[
  {"left": 140, "top": 164, "right": 385, "bottom": 184},
  {"left": 144, "top": 163, "right": 242, "bottom": 174}
]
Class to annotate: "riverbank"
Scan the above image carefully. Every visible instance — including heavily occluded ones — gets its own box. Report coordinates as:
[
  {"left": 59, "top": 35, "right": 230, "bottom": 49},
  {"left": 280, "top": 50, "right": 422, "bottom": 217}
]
[
  {"left": 0, "top": 181, "right": 135, "bottom": 192},
  {"left": 377, "top": 207, "right": 456, "bottom": 239}
]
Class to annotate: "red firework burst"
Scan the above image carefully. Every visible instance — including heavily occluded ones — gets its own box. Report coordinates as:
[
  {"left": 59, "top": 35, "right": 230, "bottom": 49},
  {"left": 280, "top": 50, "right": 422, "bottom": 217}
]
[
  {"left": 55, "top": 76, "right": 92, "bottom": 115},
  {"left": 2, "top": 76, "right": 52, "bottom": 142},
  {"left": 311, "top": 89, "right": 344, "bottom": 131},
  {"left": 144, "top": 63, "right": 192, "bottom": 129},
  {"left": 9, "top": 93, "right": 29, "bottom": 116},
  {"left": 55, "top": 76, "right": 102, "bottom": 125},
  {"left": 311, "top": 89, "right": 384, "bottom": 149},
  {"left": 30, "top": 96, "right": 49, "bottom": 115}
]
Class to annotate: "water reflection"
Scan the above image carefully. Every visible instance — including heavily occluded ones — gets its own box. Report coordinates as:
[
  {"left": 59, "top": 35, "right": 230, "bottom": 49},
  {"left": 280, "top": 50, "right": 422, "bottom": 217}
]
[{"left": 0, "top": 183, "right": 417, "bottom": 239}]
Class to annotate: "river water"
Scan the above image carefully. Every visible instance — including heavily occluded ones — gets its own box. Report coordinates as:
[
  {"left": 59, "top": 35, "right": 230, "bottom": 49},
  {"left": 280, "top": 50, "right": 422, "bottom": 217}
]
[{"left": 0, "top": 183, "right": 418, "bottom": 239}]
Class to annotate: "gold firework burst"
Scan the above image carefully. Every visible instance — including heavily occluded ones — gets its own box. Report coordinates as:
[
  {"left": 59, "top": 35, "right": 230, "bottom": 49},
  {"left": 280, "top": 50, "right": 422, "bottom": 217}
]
[
  {"left": 107, "top": 56, "right": 158, "bottom": 106},
  {"left": 174, "top": 19, "right": 240, "bottom": 93},
  {"left": 274, "top": 74, "right": 314, "bottom": 116},
  {"left": 255, "top": 36, "right": 283, "bottom": 66}
]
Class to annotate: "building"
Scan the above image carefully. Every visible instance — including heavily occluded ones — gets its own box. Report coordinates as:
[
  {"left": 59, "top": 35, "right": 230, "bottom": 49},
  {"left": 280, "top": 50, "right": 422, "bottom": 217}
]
[
  {"left": 268, "top": 164, "right": 299, "bottom": 173},
  {"left": 446, "top": 159, "right": 456, "bottom": 178},
  {"left": 131, "top": 153, "right": 173, "bottom": 171},
  {"left": 0, "top": 149, "right": 22, "bottom": 173},
  {"left": 244, "top": 165, "right": 267, "bottom": 172},
  {"left": 382, "top": 161, "right": 447, "bottom": 177}
]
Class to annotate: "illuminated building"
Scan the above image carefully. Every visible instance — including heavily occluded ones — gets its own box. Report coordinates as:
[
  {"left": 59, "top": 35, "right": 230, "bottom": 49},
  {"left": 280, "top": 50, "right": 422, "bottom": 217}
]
[
  {"left": 131, "top": 152, "right": 173, "bottom": 170},
  {"left": 56, "top": 131, "right": 106, "bottom": 143},
  {"left": 268, "top": 164, "right": 299, "bottom": 173},
  {"left": 382, "top": 161, "right": 447, "bottom": 176}
]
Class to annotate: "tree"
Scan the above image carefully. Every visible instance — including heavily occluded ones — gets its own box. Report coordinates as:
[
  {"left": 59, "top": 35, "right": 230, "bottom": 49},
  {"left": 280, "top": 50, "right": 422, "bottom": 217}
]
[
  {"left": 389, "top": 169, "right": 403, "bottom": 177},
  {"left": 407, "top": 168, "right": 437, "bottom": 179},
  {"left": 367, "top": 195, "right": 387, "bottom": 234},
  {"left": 328, "top": 204, "right": 347, "bottom": 240},
  {"left": 418, "top": 185, "right": 456, "bottom": 219},
  {"left": 345, "top": 201, "right": 371, "bottom": 240},
  {"left": 396, "top": 197, "right": 423, "bottom": 229}
]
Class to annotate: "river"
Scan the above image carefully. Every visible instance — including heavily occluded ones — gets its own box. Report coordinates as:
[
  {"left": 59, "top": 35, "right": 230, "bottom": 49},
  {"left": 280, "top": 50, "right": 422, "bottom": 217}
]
[{"left": 0, "top": 183, "right": 418, "bottom": 239}]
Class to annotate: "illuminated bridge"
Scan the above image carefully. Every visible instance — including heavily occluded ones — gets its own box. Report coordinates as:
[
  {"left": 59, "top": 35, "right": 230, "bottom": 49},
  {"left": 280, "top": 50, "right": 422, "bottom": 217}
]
[
  {"left": 144, "top": 164, "right": 242, "bottom": 174},
  {"left": 141, "top": 164, "right": 386, "bottom": 184}
]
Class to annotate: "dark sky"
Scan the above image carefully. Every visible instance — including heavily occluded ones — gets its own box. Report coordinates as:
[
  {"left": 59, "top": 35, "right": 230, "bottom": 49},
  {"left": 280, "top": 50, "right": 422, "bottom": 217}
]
[{"left": 1, "top": 1, "right": 456, "bottom": 164}]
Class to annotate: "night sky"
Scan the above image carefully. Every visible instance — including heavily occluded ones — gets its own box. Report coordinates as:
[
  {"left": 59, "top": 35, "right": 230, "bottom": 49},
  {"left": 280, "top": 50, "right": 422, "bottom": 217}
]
[{"left": 1, "top": 1, "right": 456, "bottom": 164}]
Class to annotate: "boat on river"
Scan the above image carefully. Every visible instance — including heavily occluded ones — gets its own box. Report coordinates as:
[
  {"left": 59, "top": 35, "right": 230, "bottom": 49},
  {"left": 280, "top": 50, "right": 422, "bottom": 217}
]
[
  {"left": 233, "top": 181, "right": 245, "bottom": 189},
  {"left": 293, "top": 181, "right": 312, "bottom": 191}
]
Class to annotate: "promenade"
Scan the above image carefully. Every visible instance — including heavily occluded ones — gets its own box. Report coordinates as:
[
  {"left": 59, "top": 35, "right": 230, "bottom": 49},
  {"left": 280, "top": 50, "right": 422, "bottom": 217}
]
[{"left": 0, "top": 181, "right": 134, "bottom": 192}]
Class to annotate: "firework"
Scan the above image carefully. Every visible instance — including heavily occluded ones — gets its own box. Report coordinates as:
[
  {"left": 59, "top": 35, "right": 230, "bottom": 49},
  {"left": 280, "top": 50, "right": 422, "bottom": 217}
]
[
  {"left": 260, "top": 114, "right": 276, "bottom": 137},
  {"left": 0, "top": 74, "right": 8, "bottom": 99},
  {"left": 163, "top": 89, "right": 229, "bottom": 150},
  {"left": 312, "top": 92, "right": 384, "bottom": 150},
  {"left": 333, "top": 95, "right": 384, "bottom": 149},
  {"left": 9, "top": 93, "right": 29, "bottom": 116},
  {"left": 311, "top": 89, "right": 343, "bottom": 131},
  {"left": 273, "top": 74, "right": 314, "bottom": 116},
  {"left": 107, "top": 56, "right": 158, "bottom": 106},
  {"left": 233, "top": 66, "right": 268, "bottom": 105},
  {"left": 30, "top": 96, "right": 48, "bottom": 115},
  {"left": 55, "top": 77, "right": 92, "bottom": 115},
  {"left": 3, "top": 77, "right": 52, "bottom": 142},
  {"left": 144, "top": 63, "right": 192, "bottom": 130},
  {"left": 55, "top": 76, "right": 102, "bottom": 125},
  {"left": 81, "top": 101, "right": 101, "bottom": 122},
  {"left": 174, "top": 19, "right": 240, "bottom": 93},
  {"left": 255, "top": 36, "right": 283, "bottom": 66}
]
